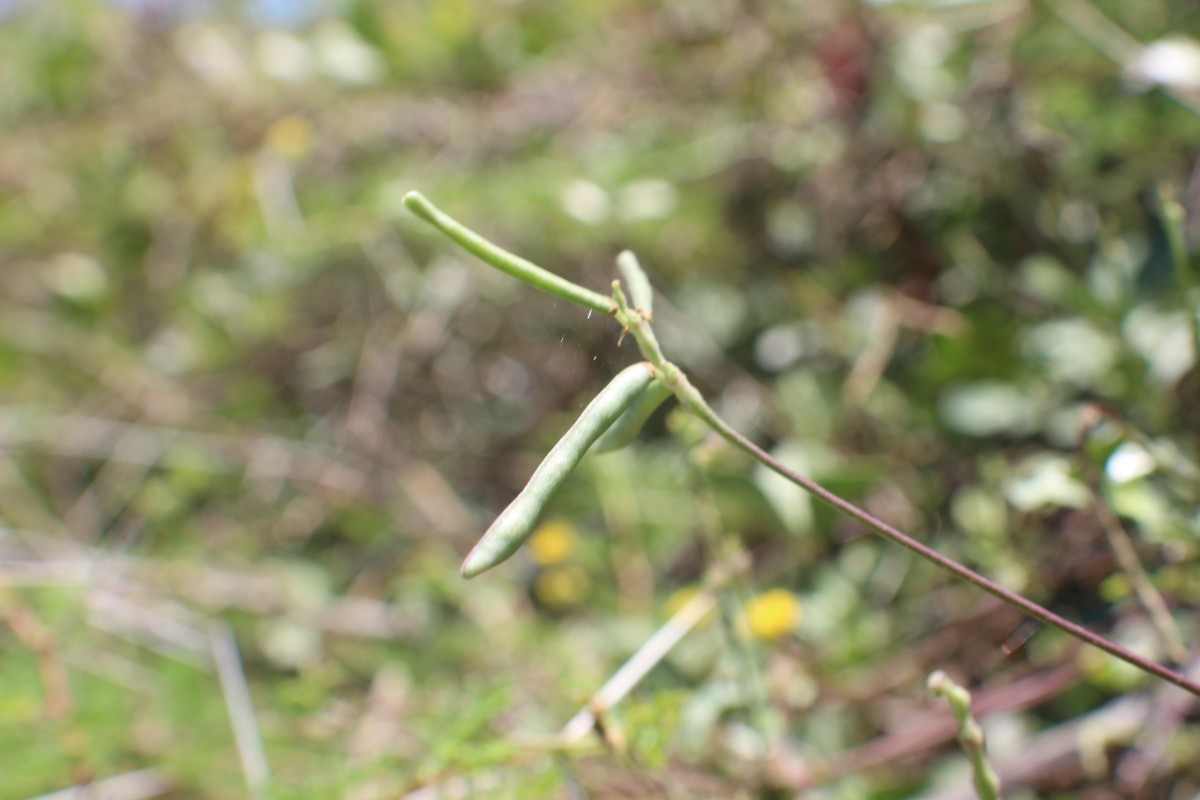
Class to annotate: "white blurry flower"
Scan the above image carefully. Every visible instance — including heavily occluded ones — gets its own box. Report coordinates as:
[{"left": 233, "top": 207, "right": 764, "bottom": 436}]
[
  {"left": 1130, "top": 37, "right": 1200, "bottom": 90},
  {"left": 1004, "top": 454, "right": 1090, "bottom": 512},
  {"left": 46, "top": 252, "right": 108, "bottom": 302},
  {"left": 1122, "top": 304, "right": 1196, "bottom": 388},
  {"left": 618, "top": 179, "right": 678, "bottom": 221},
  {"left": 175, "top": 24, "right": 247, "bottom": 89},
  {"left": 314, "top": 22, "right": 385, "bottom": 85},
  {"left": 1106, "top": 442, "right": 1156, "bottom": 484},
  {"left": 560, "top": 179, "right": 611, "bottom": 225},
  {"left": 257, "top": 31, "right": 315, "bottom": 84}
]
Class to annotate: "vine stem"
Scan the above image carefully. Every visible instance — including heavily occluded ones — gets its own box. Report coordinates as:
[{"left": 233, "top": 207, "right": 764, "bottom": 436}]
[
  {"left": 688, "top": 390, "right": 1200, "bottom": 697},
  {"left": 613, "top": 284, "right": 1200, "bottom": 699},
  {"left": 406, "top": 192, "right": 1200, "bottom": 699}
]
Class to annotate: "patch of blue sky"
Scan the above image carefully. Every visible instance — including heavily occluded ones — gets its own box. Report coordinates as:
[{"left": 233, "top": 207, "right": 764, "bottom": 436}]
[{"left": 0, "top": 0, "right": 333, "bottom": 28}]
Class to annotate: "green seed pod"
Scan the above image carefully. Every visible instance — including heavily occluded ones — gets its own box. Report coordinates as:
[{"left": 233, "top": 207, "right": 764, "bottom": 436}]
[
  {"left": 593, "top": 379, "right": 673, "bottom": 454},
  {"left": 616, "top": 250, "right": 653, "bottom": 319},
  {"left": 462, "top": 362, "right": 655, "bottom": 578}
]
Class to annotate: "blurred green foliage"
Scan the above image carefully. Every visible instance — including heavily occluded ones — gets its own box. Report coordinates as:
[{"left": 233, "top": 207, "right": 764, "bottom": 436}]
[{"left": 1, "top": 0, "right": 1199, "bottom": 797}]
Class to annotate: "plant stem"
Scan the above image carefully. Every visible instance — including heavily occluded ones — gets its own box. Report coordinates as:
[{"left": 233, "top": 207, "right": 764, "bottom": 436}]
[
  {"left": 692, "top": 469, "right": 777, "bottom": 743},
  {"left": 407, "top": 194, "right": 1200, "bottom": 698},
  {"left": 688, "top": 393, "right": 1200, "bottom": 697},
  {"left": 1078, "top": 405, "right": 1189, "bottom": 665},
  {"left": 928, "top": 671, "right": 1000, "bottom": 800},
  {"left": 1156, "top": 184, "right": 1200, "bottom": 357},
  {"left": 559, "top": 588, "right": 719, "bottom": 742},
  {"left": 618, "top": 272, "right": 1200, "bottom": 698},
  {"left": 403, "top": 192, "right": 616, "bottom": 314},
  {"left": 616, "top": 250, "right": 654, "bottom": 318},
  {"left": 1086, "top": 478, "right": 1188, "bottom": 664}
]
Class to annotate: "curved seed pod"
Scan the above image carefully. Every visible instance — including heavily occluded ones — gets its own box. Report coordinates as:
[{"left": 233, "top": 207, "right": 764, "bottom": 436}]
[
  {"left": 403, "top": 191, "right": 614, "bottom": 314},
  {"left": 616, "top": 250, "right": 653, "bottom": 318},
  {"left": 593, "top": 379, "right": 673, "bottom": 454},
  {"left": 462, "top": 362, "right": 655, "bottom": 578}
]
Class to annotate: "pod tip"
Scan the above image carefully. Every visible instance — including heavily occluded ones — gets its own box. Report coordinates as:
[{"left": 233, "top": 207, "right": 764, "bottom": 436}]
[
  {"left": 460, "top": 555, "right": 484, "bottom": 579},
  {"left": 403, "top": 189, "right": 427, "bottom": 209},
  {"left": 460, "top": 543, "right": 496, "bottom": 579}
]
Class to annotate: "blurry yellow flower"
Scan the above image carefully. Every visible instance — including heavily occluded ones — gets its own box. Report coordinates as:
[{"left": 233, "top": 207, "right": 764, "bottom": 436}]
[
  {"left": 533, "top": 565, "right": 591, "bottom": 609},
  {"left": 527, "top": 519, "right": 576, "bottom": 566},
  {"left": 266, "top": 114, "right": 314, "bottom": 160},
  {"left": 1099, "top": 573, "right": 1130, "bottom": 603},
  {"left": 744, "top": 589, "right": 801, "bottom": 640}
]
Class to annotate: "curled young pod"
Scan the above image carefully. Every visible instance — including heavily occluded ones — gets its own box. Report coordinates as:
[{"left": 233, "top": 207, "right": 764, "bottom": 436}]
[
  {"left": 461, "top": 362, "right": 655, "bottom": 578},
  {"left": 593, "top": 379, "right": 673, "bottom": 454},
  {"left": 616, "top": 250, "right": 653, "bottom": 318}
]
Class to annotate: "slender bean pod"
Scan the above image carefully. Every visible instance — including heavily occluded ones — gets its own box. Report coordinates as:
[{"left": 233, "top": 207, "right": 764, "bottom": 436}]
[
  {"left": 403, "top": 191, "right": 615, "bottom": 314},
  {"left": 462, "top": 362, "right": 655, "bottom": 578},
  {"left": 593, "top": 379, "right": 673, "bottom": 454},
  {"left": 616, "top": 250, "right": 653, "bottom": 318}
]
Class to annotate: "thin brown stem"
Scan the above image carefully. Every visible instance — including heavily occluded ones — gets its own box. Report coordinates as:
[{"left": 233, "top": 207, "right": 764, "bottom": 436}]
[
  {"left": 408, "top": 196, "right": 1200, "bottom": 698},
  {"left": 1077, "top": 406, "right": 1188, "bottom": 665},
  {"left": 1089, "top": 486, "right": 1188, "bottom": 664},
  {"left": 689, "top": 398, "right": 1200, "bottom": 698},
  {"left": 615, "top": 264, "right": 1200, "bottom": 697}
]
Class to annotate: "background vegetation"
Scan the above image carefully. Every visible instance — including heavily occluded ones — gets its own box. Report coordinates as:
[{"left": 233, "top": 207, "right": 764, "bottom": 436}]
[{"left": 2, "top": 0, "right": 1199, "bottom": 797}]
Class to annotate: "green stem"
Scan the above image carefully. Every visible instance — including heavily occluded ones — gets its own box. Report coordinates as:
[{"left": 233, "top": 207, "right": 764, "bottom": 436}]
[
  {"left": 691, "top": 468, "right": 777, "bottom": 743},
  {"left": 403, "top": 192, "right": 616, "bottom": 315},
  {"left": 616, "top": 250, "right": 654, "bottom": 318},
  {"left": 928, "top": 671, "right": 1000, "bottom": 800},
  {"left": 1156, "top": 184, "right": 1200, "bottom": 356}
]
